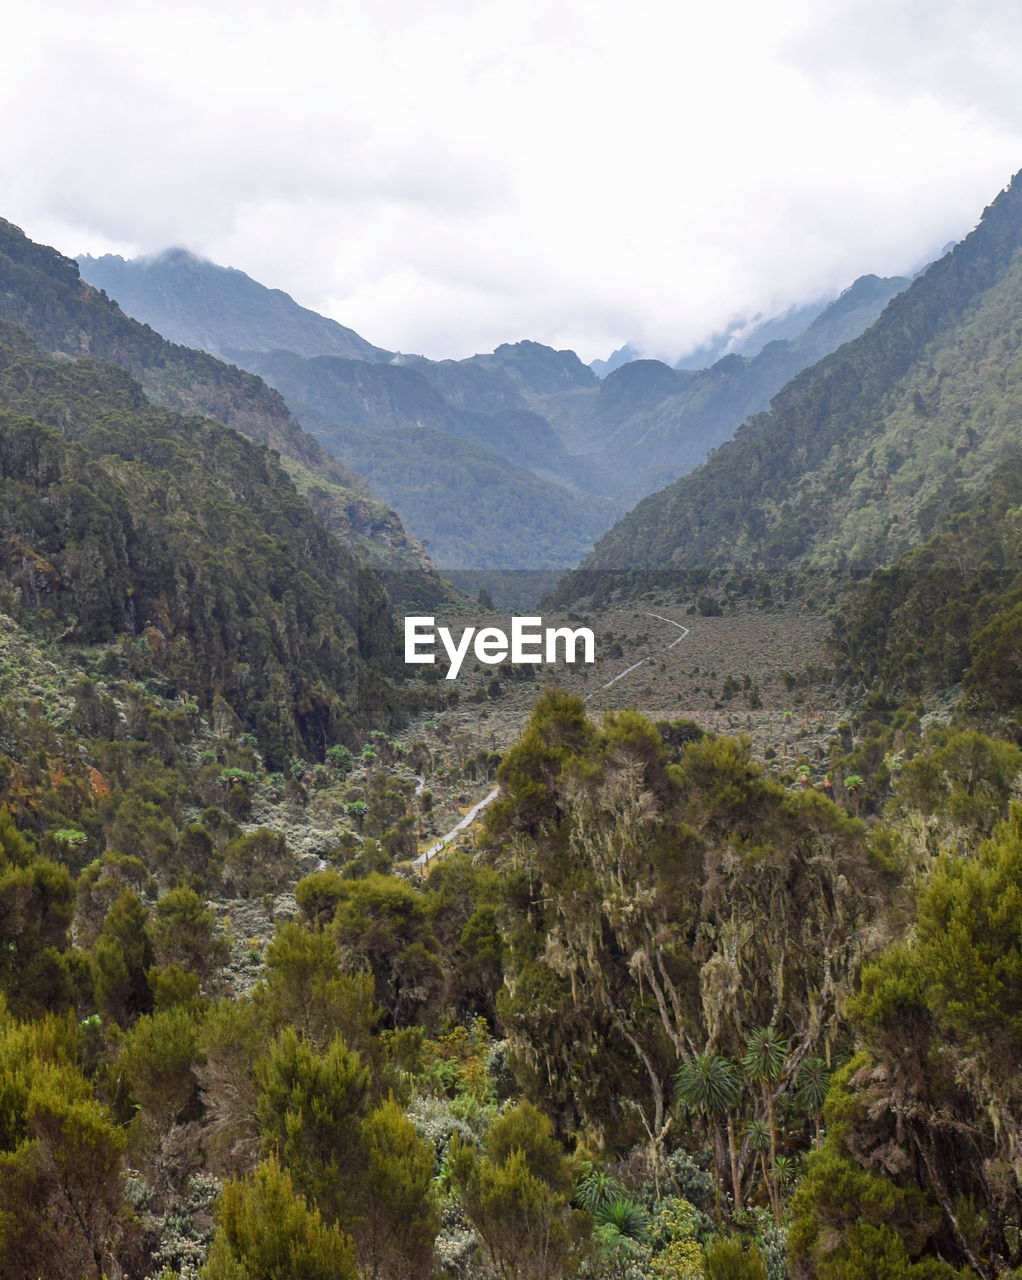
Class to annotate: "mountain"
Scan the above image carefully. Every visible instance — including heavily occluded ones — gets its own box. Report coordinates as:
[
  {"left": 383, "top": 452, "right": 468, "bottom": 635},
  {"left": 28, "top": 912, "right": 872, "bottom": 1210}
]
[
  {"left": 838, "top": 453, "right": 1022, "bottom": 730},
  {"left": 76, "top": 247, "right": 908, "bottom": 571},
  {"left": 79, "top": 248, "right": 394, "bottom": 364},
  {"left": 0, "top": 311, "right": 406, "bottom": 768},
  {"left": 554, "top": 172, "right": 1022, "bottom": 604},
  {"left": 0, "top": 221, "right": 440, "bottom": 592},
  {"left": 589, "top": 282, "right": 889, "bottom": 378},
  {"left": 78, "top": 252, "right": 619, "bottom": 572},
  {"left": 673, "top": 294, "right": 832, "bottom": 369},
  {"left": 218, "top": 347, "right": 619, "bottom": 569},
  {"left": 589, "top": 342, "right": 642, "bottom": 378}
]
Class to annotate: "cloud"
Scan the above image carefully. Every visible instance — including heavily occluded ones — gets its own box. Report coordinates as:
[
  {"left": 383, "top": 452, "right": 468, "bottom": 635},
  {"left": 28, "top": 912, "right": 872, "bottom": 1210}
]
[
  {"left": 3, "top": 0, "right": 1022, "bottom": 361},
  {"left": 786, "top": 0, "right": 1022, "bottom": 130}
]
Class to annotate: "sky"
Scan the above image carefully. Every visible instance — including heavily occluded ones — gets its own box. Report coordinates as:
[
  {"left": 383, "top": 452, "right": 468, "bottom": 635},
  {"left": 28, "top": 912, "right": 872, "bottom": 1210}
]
[{"left": 4, "top": 0, "right": 1022, "bottom": 363}]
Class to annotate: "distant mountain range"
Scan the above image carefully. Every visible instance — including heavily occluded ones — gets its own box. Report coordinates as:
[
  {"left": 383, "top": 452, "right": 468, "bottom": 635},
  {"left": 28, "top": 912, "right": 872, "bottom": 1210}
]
[
  {"left": 79, "top": 250, "right": 910, "bottom": 571},
  {"left": 588, "top": 295, "right": 838, "bottom": 378},
  {"left": 0, "top": 219, "right": 448, "bottom": 604}
]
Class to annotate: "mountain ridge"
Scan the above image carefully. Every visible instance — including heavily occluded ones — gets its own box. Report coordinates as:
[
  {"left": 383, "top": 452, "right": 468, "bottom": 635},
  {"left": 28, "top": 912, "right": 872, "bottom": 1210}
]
[{"left": 0, "top": 220, "right": 439, "bottom": 585}]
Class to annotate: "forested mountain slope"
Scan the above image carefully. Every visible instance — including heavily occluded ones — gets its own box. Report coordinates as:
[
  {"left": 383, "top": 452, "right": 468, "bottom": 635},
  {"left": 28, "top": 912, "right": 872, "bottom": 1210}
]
[
  {"left": 836, "top": 454, "right": 1022, "bottom": 731},
  {"left": 0, "top": 220, "right": 437, "bottom": 581},
  {"left": 556, "top": 171, "right": 1022, "bottom": 601},
  {"left": 78, "top": 247, "right": 394, "bottom": 363},
  {"left": 80, "top": 250, "right": 618, "bottom": 570},
  {"left": 0, "top": 316, "right": 405, "bottom": 765},
  {"left": 538, "top": 273, "right": 909, "bottom": 498}
]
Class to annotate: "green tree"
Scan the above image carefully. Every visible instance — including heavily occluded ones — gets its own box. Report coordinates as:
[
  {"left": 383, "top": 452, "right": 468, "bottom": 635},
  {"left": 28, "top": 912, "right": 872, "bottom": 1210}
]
[
  {"left": 200, "top": 1155, "right": 358, "bottom": 1280},
  {"left": 703, "top": 1237, "right": 767, "bottom": 1280},
  {"left": 451, "top": 1140, "right": 585, "bottom": 1280},
  {"left": 151, "top": 886, "right": 228, "bottom": 984},
  {"left": 358, "top": 1097, "right": 438, "bottom": 1279},
  {"left": 92, "top": 887, "right": 154, "bottom": 1026},
  {"left": 740, "top": 1027, "right": 787, "bottom": 1218},
  {"left": 0, "top": 1048, "right": 132, "bottom": 1280},
  {"left": 0, "top": 807, "right": 76, "bottom": 1014},
  {"left": 259, "top": 920, "right": 379, "bottom": 1055},
  {"left": 120, "top": 1006, "right": 202, "bottom": 1128},
  {"left": 254, "top": 1027, "right": 369, "bottom": 1231},
  {"left": 675, "top": 1054, "right": 741, "bottom": 1218},
  {"left": 329, "top": 874, "right": 443, "bottom": 1029}
]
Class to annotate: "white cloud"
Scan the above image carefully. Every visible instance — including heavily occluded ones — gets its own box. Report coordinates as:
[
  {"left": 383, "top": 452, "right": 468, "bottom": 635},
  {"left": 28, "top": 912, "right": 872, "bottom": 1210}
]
[{"left": 3, "top": 0, "right": 1022, "bottom": 361}]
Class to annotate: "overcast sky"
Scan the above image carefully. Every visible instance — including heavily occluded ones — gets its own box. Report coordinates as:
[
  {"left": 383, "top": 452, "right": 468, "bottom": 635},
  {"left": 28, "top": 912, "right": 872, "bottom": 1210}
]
[{"left": 4, "top": 0, "right": 1022, "bottom": 362}]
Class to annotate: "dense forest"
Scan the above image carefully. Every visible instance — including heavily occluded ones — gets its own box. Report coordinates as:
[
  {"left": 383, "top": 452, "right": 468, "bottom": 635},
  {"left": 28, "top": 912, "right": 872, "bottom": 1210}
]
[
  {"left": 0, "top": 217, "right": 439, "bottom": 587},
  {"left": 4, "top": 641, "right": 1022, "bottom": 1279}
]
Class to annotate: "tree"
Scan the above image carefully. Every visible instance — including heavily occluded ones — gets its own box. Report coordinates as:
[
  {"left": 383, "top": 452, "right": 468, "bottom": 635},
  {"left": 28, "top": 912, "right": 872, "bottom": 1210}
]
[
  {"left": 151, "top": 886, "right": 228, "bottom": 985},
  {"left": 0, "top": 1048, "right": 133, "bottom": 1280},
  {"left": 793, "top": 1057, "right": 830, "bottom": 1144},
  {"left": 200, "top": 1156, "right": 358, "bottom": 1280},
  {"left": 704, "top": 1237, "right": 767, "bottom": 1280},
  {"left": 259, "top": 920, "right": 379, "bottom": 1055},
  {"left": 0, "top": 807, "right": 76, "bottom": 1015},
  {"left": 329, "top": 874, "right": 443, "bottom": 1029},
  {"left": 92, "top": 888, "right": 154, "bottom": 1026},
  {"left": 254, "top": 1027, "right": 369, "bottom": 1232},
  {"left": 120, "top": 1006, "right": 202, "bottom": 1128},
  {"left": 675, "top": 1054, "right": 741, "bottom": 1218},
  {"left": 740, "top": 1027, "right": 787, "bottom": 1219},
  {"left": 450, "top": 1133, "right": 586, "bottom": 1280},
  {"left": 358, "top": 1097, "right": 438, "bottom": 1279}
]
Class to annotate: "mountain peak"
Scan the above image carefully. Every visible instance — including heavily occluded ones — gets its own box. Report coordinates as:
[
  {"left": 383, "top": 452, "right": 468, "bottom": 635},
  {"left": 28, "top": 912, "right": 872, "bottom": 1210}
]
[
  {"left": 78, "top": 249, "right": 392, "bottom": 365},
  {"left": 471, "top": 339, "right": 597, "bottom": 393}
]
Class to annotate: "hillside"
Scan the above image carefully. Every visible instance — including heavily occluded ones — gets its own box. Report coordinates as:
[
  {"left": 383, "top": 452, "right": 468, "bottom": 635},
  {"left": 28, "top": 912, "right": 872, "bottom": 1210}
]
[
  {"left": 11, "top": 181, "right": 1022, "bottom": 1280},
  {"left": 535, "top": 272, "right": 909, "bottom": 498},
  {"left": 0, "top": 309, "right": 407, "bottom": 766},
  {"left": 0, "top": 220, "right": 439, "bottom": 584},
  {"left": 279, "top": 399, "right": 619, "bottom": 570},
  {"left": 837, "top": 453, "right": 1022, "bottom": 730},
  {"left": 555, "top": 171, "right": 1022, "bottom": 602},
  {"left": 79, "top": 247, "right": 394, "bottom": 363}
]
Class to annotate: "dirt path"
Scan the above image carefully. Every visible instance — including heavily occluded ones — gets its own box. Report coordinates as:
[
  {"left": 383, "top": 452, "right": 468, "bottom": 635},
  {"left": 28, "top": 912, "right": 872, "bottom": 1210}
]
[
  {"left": 414, "top": 613, "right": 693, "bottom": 867},
  {"left": 586, "top": 612, "right": 689, "bottom": 699},
  {"left": 413, "top": 785, "right": 500, "bottom": 870}
]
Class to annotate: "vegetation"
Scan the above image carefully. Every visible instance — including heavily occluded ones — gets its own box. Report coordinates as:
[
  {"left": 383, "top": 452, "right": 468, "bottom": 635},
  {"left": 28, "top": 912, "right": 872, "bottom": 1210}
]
[
  {"left": 7, "top": 185, "right": 1022, "bottom": 1280},
  {"left": 0, "top": 317, "right": 409, "bottom": 765}
]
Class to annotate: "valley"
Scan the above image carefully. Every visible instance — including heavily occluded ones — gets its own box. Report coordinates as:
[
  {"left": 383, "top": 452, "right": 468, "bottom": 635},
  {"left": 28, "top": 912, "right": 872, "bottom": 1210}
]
[{"left": 3, "top": 170, "right": 1022, "bottom": 1280}]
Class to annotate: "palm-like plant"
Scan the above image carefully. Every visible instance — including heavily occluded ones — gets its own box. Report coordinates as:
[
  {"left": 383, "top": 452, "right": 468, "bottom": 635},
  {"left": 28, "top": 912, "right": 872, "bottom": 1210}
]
[
  {"left": 594, "top": 1196, "right": 652, "bottom": 1243},
  {"left": 675, "top": 1053, "right": 742, "bottom": 1115},
  {"left": 772, "top": 1154, "right": 798, "bottom": 1190},
  {"left": 676, "top": 1053, "right": 741, "bottom": 1218},
  {"left": 741, "top": 1028, "right": 787, "bottom": 1220},
  {"left": 574, "top": 1169, "right": 626, "bottom": 1215},
  {"left": 744, "top": 1116, "right": 772, "bottom": 1208},
  {"left": 794, "top": 1056, "right": 830, "bottom": 1143}
]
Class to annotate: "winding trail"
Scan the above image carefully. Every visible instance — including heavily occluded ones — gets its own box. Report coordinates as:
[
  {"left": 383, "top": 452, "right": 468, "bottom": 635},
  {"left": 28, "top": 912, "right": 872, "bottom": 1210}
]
[
  {"left": 413, "top": 613, "right": 690, "bottom": 871},
  {"left": 584, "top": 612, "right": 689, "bottom": 699}
]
